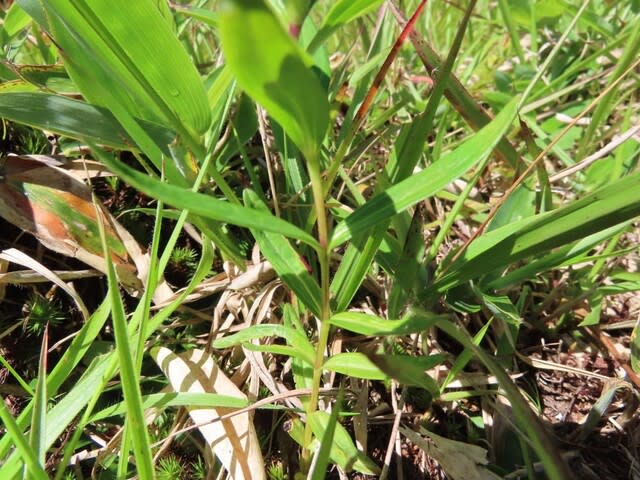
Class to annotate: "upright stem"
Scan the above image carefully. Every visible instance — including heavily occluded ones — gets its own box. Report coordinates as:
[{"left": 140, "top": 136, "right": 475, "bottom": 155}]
[{"left": 302, "top": 151, "right": 332, "bottom": 467}]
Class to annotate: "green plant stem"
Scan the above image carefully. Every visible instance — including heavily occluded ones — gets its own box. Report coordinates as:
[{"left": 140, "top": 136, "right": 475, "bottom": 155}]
[{"left": 302, "top": 151, "right": 332, "bottom": 469}]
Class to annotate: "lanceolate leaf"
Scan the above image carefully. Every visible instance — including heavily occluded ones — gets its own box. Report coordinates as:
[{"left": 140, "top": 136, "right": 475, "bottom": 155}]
[
  {"left": 323, "top": 353, "right": 439, "bottom": 395},
  {"left": 308, "top": 411, "right": 380, "bottom": 475},
  {"left": 330, "top": 99, "right": 519, "bottom": 248},
  {"left": 218, "top": 0, "right": 329, "bottom": 159},
  {"left": 211, "top": 324, "right": 316, "bottom": 366},
  {"left": 308, "top": 0, "right": 384, "bottom": 52},
  {"left": 329, "top": 310, "right": 444, "bottom": 336}
]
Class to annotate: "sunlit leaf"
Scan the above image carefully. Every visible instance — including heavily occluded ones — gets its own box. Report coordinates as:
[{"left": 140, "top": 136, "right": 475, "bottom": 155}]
[{"left": 218, "top": 0, "right": 329, "bottom": 159}]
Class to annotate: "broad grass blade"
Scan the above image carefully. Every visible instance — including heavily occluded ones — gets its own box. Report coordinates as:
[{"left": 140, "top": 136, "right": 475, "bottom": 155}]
[
  {"left": 308, "top": 411, "right": 380, "bottom": 475},
  {"left": 324, "top": 352, "right": 439, "bottom": 395},
  {"left": 97, "top": 153, "right": 319, "bottom": 248},
  {"left": 31, "top": 0, "right": 210, "bottom": 139},
  {"left": 212, "top": 324, "right": 315, "bottom": 366},
  {"left": 309, "top": 387, "right": 343, "bottom": 480},
  {"left": 244, "top": 189, "right": 322, "bottom": 317},
  {"left": 329, "top": 310, "right": 443, "bottom": 336},
  {"left": 432, "top": 171, "right": 640, "bottom": 293}
]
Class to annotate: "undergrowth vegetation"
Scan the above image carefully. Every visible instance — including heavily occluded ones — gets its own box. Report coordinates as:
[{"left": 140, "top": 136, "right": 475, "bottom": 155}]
[{"left": 0, "top": 0, "right": 639, "bottom": 478}]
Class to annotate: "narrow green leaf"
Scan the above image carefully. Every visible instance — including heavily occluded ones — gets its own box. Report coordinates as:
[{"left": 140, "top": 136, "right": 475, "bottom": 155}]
[
  {"left": 3, "top": 2, "right": 32, "bottom": 38},
  {"left": 475, "top": 289, "right": 520, "bottom": 356},
  {"left": 97, "top": 194, "right": 154, "bottom": 480},
  {"left": 441, "top": 319, "right": 492, "bottom": 391},
  {"left": 309, "top": 387, "right": 343, "bottom": 480},
  {"left": 0, "top": 92, "right": 175, "bottom": 152},
  {"left": 0, "top": 356, "right": 112, "bottom": 478},
  {"left": 322, "top": 0, "right": 383, "bottom": 26},
  {"left": 487, "top": 223, "right": 629, "bottom": 290},
  {"left": 0, "top": 401, "right": 49, "bottom": 480},
  {"left": 96, "top": 154, "right": 319, "bottom": 249},
  {"left": 308, "top": 0, "right": 383, "bottom": 52},
  {"left": 30, "top": 331, "right": 48, "bottom": 468},
  {"left": 330, "top": 98, "right": 519, "bottom": 248},
  {"left": 329, "top": 310, "right": 444, "bottom": 336},
  {"left": 576, "top": 380, "right": 628, "bottom": 442},
  {"left": 308, "top": 411, "right": 381, "bottom": 475},
  {"left": 14, "top": 0, "right": 46, "bottom": 29},
  {"left": 244, "top": 189, "right": 322, "bottom": 317},
  {"left": 90, "top": 393, "right": 248, "bottom": 423},
  {"left": 212, "top": 324, "right": 316, "bottom": 366},
  {"left": 432, "top": 172, "right": 640, "bottom": 293},
  {"left": 218, "top": 0, "right": 329, "bottom": 159},
  {"left": 369, "top": 354, "right": 440, "bottom": 396},
  {"left": 324, "top": 352, "right": 440, "bottom": 395},
  {"left": 330, "top": 224, "right": 387, "bottom": 312},
  {"left": 324, "top": 352, "right": 389, "bottom": 380},
  {"left": 173, "top": 5, "right": 218, "bottom": 26},
  {"left": 0, "top": 299, "right": 110, "bottom": 465}
]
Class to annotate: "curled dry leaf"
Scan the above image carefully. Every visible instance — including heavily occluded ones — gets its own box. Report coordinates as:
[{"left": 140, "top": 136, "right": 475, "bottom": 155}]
[
  {"left": 401, "top": 425, "right": 502, "bottom": 480},
  {"left": 0, "top": 154, "right": 143, "bottom": 291},
  {"left": 151, "top": 347, "right": 265, "bottom": 480}
]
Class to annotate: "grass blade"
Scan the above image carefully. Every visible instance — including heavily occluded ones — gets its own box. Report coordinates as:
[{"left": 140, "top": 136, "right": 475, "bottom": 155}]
[
  {"left": 0, "top": 92, "right": 175, "bottom": 152},
  {"left": 29, "top": 327, "right": 48, "bottom": 469},
  {"left": 37, "top": 0, "right": 210, "bottom": 139},
  {"left": 96, "top": 152, "right": 319, "bottom": 249},
  {"left": 244, "top": 189, "right": 323, "bottom": 317},
  {"left": 432, "top": 171, "right": 640, "bottom": 293},
  {"left": 329, "top": 310, "right": 443, "bottom": 336},
  {"left": 96, "top": 196, "right": 153, "bottom": 479},
  {"left": 212, "top": 324, "right": 316, "bottom": 366},
  {"left": 0, "top": 401, "right": 49, "bottom": 480}
]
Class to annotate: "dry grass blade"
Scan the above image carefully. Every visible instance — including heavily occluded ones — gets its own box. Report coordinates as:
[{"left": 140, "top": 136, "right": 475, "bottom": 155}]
[
  {"left": 0, "top": 248, "right": 88, "bottom": 320},
  {"left": 151, "top": 347, "right": 265, "bottom": 480}
]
